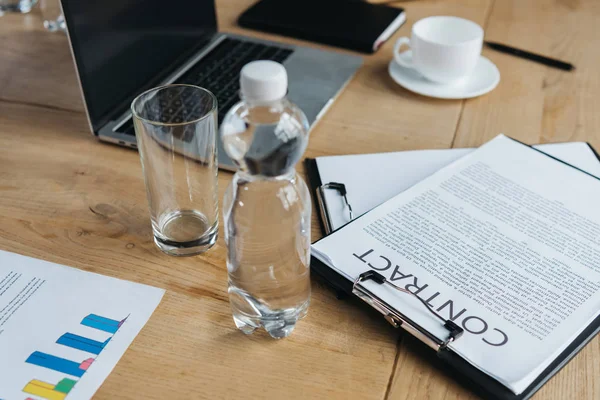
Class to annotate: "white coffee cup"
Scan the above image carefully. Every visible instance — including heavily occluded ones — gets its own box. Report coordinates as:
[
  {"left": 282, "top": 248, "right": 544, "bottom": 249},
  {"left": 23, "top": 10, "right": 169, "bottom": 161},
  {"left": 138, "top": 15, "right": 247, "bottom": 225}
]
[{"left": 394, "top": 16, "right": 484, "bottom": 84}]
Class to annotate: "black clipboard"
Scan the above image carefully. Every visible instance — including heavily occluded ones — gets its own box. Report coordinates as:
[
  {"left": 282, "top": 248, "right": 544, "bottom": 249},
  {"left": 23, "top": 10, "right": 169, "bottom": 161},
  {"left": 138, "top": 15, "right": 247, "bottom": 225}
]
[
  {"left": 304, "top": 140, "right": 600, "bottom": 400},
  {"left": 310, "top": 254, "right": 600, "bottom": 400}
]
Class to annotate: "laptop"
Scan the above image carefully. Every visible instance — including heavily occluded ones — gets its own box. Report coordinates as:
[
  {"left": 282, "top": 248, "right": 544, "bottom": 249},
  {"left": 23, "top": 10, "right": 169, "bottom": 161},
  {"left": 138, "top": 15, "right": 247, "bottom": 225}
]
[{"left": 60, "top": 0, "right": 363, "bottom": 170}]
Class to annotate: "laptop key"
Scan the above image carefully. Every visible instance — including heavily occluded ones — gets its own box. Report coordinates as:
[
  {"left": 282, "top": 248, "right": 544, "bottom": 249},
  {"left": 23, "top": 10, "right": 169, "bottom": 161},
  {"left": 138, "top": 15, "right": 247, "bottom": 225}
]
[
  {"left": 261, "top": 47, "right": 280, "bottom": 60},
  {"left": 119, "top": 122, "right": 135, "bottom": 136},
  {"left": 272, "top": 50, "right": 292, "bottom": 63}
]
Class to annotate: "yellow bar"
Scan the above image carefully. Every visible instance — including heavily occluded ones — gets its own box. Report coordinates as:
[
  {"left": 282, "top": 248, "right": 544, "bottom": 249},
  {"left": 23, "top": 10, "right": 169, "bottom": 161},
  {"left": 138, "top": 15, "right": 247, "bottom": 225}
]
[
  {"left": 28, "top": 380, "right": 55, "bottom": 389},
  {"left": 23, "top": 381, "right": 67, "bottom": 400}
]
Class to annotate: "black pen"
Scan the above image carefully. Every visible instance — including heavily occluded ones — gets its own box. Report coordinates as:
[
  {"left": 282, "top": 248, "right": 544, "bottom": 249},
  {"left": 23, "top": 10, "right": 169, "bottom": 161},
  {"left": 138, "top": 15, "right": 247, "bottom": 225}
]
[{"left": 485, "top": 41, "right": 575, "bottom": 71}]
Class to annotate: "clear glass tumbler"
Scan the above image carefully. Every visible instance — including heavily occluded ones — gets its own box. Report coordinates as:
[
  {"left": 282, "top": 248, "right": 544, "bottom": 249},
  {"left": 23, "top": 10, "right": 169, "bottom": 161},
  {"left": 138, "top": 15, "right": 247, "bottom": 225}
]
[
  {"left": 132, "top": 85, "right": 219, "bottom": 256},
  {"left": 0, "top": 0, "right": 37, "bottom": 14}
]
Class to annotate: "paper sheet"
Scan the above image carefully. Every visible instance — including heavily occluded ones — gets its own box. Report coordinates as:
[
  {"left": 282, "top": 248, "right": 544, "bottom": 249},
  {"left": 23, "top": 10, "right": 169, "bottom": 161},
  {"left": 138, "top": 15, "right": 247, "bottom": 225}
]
[
  {"left": 0, "top": 250, "right": 164, "bottom": 400},
  {"left": 316, "top": 142, "right": 600, "bottom": 231}
]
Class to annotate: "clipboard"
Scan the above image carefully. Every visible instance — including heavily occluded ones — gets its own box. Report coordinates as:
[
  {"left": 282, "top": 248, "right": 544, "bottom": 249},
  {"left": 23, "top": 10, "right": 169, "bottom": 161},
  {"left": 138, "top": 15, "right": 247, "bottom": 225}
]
[
  {"left": 304, "top": 142, "right": 600, "bottom": 400},
  {"left": 310, "top": 253, "right": 600, "bottom": 400}
]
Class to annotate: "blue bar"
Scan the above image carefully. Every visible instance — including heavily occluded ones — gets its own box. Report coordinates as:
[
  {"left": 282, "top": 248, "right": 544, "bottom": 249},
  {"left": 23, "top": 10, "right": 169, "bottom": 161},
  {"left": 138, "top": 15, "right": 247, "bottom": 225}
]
[
  {"left": 56, "top": 333, "right": 110, "bottom": 355},
  {"left": 80, "top": 314, "right": 121, "bottom": 334},
  {"left": 25, "top": 352, "right": 85, "bottom": 377}
]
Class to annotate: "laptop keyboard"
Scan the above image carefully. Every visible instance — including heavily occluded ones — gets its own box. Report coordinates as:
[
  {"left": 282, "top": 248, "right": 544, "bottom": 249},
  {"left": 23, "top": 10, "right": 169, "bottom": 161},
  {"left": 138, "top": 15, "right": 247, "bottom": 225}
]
[{"left": 117, "top": 37, "right": 294, "bottom": 137}]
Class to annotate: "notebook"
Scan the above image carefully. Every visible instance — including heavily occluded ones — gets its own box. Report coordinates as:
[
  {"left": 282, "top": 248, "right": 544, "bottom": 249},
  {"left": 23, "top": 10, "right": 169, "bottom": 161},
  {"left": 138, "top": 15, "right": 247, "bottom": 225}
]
[
  {"left": 310, "top": 135, "right": 600, "bottom": 400},
  {"left": 305, "top": 142, "right": 600, "bottom": 234},
  {"left": 238, "top": 0, "right": 406, "bottom": 53}
]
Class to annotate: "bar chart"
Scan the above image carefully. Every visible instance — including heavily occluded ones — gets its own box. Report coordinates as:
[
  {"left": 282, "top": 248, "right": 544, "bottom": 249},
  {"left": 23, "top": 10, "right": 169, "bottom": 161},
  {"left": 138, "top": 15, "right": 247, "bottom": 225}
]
[{"left": 22, "top": 313, "right": 127, "bottom": 400}]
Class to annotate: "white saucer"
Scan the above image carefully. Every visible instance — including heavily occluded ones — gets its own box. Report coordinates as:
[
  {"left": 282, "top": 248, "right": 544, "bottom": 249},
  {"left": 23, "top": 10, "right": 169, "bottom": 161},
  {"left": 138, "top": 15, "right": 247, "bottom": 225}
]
[{"left": 388, "top": 52, "right": 500, "bottom": 99}]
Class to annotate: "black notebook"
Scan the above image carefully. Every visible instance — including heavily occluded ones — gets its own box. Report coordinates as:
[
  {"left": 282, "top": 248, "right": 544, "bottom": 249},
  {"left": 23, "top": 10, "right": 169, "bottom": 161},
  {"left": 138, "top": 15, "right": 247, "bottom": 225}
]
[
  {"left": 310, "top": 135, "right": 600, "bottom": 400},
  {"left": 238, "top": 0, "right": 406, "bottom": 54}
]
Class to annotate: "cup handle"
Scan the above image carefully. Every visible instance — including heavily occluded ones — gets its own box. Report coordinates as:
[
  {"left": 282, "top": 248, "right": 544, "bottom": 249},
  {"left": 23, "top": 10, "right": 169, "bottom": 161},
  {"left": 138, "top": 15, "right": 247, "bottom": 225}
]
[{"left": 393, "top": 37, "right": 414, "bottom": 69}]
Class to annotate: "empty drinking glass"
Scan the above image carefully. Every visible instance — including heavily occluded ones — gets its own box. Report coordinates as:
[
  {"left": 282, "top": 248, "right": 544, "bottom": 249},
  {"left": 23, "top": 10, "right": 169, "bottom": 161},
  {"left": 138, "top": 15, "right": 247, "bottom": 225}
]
[{"left": 132, "top": 85, "right": 219, "bottom": 256}]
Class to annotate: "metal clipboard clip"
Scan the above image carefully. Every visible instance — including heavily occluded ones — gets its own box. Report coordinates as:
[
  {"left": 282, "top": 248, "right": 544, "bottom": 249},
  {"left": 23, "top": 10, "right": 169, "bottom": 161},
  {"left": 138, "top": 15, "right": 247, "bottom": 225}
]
[
  {"left": 353, "top": 270, "right": 464, "bottom": 352},
  {"left": 316, "top": 182, "right": 354, "bottom": 235}
]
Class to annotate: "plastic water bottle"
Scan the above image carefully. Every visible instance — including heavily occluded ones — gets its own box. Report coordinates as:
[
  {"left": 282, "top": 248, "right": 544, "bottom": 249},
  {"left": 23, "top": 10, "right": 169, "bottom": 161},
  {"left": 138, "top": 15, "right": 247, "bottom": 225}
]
[{"left": 221, "top": 61, "right": 311, "bottom": 339}]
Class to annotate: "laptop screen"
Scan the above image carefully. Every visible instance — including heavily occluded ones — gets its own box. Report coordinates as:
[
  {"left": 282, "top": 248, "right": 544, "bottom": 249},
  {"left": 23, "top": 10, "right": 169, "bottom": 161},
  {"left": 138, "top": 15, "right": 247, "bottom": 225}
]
[{"left": 62, "top": 0, "right": 217, "bottom": 132}]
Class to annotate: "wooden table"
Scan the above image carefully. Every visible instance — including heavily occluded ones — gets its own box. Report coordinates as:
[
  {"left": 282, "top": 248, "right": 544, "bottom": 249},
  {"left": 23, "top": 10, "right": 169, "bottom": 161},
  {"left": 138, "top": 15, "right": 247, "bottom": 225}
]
[{"left": 1, "top": 0, "right": 598, "bottom": 398}]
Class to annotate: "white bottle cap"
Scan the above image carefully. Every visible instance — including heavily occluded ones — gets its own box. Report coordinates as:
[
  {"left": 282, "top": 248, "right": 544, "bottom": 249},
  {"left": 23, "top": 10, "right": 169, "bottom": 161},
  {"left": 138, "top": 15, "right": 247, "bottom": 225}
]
[{"left": 240, "top": 60, "right": 288, "bottom": 102}]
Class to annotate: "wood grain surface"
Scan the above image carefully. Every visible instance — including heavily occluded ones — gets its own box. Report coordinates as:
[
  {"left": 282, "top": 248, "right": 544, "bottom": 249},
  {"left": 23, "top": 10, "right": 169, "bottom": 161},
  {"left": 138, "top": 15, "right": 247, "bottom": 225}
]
[{"left": 0, "top": 0, "right": 598, "bottom": 399}]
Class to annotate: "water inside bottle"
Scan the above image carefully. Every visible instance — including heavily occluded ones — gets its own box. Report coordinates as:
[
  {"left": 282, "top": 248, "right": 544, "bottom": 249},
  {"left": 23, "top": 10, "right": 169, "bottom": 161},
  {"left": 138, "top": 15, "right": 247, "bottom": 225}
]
[
  {"left": 224, "top": 174, "right": 311, "bottom": 338},
  {"left": 222, "top": 86, "right": 312, "bottom": 338}
]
